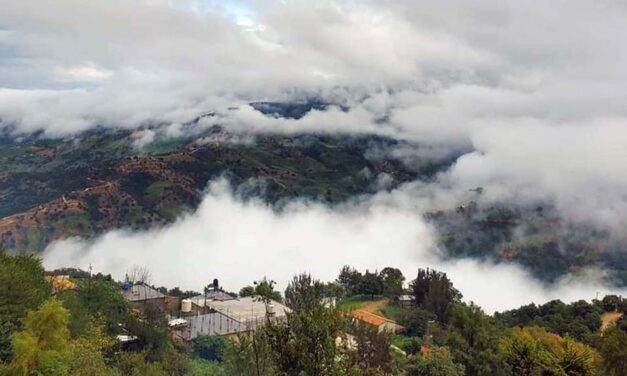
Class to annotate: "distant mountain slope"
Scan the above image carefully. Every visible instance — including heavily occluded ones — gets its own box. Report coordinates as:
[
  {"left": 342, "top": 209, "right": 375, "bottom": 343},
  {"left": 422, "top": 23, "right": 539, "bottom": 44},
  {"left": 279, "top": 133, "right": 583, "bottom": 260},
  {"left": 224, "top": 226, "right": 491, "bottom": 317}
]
[
  {"left": 1, "top": 121, "right": 625, "bottom": 286},
  {"left": 428, "top": 202, "right": 627, "bottom": 285},
  {"left": 0, "top": 128, "right": 449, "bottom": 253}
]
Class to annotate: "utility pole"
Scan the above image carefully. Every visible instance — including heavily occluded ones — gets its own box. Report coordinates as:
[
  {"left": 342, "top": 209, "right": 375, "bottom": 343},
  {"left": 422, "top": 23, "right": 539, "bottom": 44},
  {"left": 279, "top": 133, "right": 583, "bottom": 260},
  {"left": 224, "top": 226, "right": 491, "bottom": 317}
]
[{"left": 87, "top": 263, "right": 93, "bottom": 306}]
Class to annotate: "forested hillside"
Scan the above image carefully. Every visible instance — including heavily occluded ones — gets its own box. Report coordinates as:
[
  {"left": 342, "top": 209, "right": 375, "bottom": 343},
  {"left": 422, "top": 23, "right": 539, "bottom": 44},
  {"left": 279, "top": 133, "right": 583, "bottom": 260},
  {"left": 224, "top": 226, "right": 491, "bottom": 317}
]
[{"left": 0, "top": 127, "right": 436, "bottom": 252}]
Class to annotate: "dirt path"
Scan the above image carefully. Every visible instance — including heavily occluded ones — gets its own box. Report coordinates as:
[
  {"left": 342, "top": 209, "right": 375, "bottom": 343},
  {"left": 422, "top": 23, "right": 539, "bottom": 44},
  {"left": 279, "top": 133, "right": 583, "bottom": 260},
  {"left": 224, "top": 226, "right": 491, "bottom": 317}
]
[
  {"left": 601, "top": 311, "right": 623, "bottom": 331},
  {"left": 360, "top": 299, "right": 388, "bottom": 315}
]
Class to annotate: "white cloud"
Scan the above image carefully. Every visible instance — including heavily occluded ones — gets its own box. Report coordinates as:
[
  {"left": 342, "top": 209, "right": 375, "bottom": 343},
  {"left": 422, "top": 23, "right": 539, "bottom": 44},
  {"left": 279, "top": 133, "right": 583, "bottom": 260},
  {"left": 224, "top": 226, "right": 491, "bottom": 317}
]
[
  {"left": 54, "top": 62, "right": 113, "bottom": 82},
  {"left": 3, "top": 0, "right": 627, "bottom": 305},
  {"left": 42, "top": 180, "right": 627, "bottom": 313}
]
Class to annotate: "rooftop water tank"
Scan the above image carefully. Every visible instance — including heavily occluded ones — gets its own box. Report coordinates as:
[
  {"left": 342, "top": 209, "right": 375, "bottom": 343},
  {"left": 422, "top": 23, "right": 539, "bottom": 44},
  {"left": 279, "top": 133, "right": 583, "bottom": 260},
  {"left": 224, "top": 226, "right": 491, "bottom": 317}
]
[
  {"left": 266, "top": 303, "right": 275, "bottom": 316},
  {"left": 181, "top": 299, "right": 192, "bottom": 313}
]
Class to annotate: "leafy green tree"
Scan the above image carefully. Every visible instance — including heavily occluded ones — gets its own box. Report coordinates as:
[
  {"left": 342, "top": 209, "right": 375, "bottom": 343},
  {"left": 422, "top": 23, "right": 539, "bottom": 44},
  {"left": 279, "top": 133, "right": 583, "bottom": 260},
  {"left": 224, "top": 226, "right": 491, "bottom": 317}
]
[
  {"left": 223, "top": 331, "right": 276, "bottom": 376},
  {"left": 57, "top": 290, "right": 92, "bottom": 338},
  {"left": 0, "top": 250, "right": 51, "bottom": 361},
  {"left": 501, "top": 326, "right": 600, "bottom": 376},
  {"left": 337, "top": 265, "right": 362, "bottom": 296},
  {"left": 496, "top": 299, "right": 602, "bottom": 343},
  {"left": 252, "top": 277, "right": 282, "bottom": 304},
  {"left": 601, "top": 295, "right": 623, "bottom": 312},
  {"left": 379, "top": 267, "right": 405, "bottom": 300},
  {"left": 63, "top": 324, "right": 118, "bottom": 376},
  {"left": 124, "top": 314, "right": 170, "bottom": 361},
  {"left": 406, "top": 346, "right": 465, "bottom": 376},
  {"left": 284, "top": 273, "right": 325, "bottom": 311},
  {"left": 399, "top": 307, "right": 437, "bottom": 337},
  {"left": 239, "top": 286, "right": 256, "bottom": 297},
  {"left": 77, "top": 276, "right": 129, "bottom": 335},
  {"left": 115, "top": 351, "right": 168, "bottom": 376},
  {"left": 595, "top": 324, "right": 627, "bottom": 376},
  {"left": 359, "top": 270, "right": 384, "bottom": 299},
  {"left": 345, "top": 321, "right": 393, "bottom": 375},
  {"left": 160, "top": 349, "right": 195, "bottom": 376},
  {"left": 322, "top": 282, "right": 345, "bottom": 299},
  {"left": 265, "top": 305, "right": 343, "bottom": 375},
  {"left": 192, "top": 335, "right": 227, "bottom": 362},
  {"left": 265, "top": 288, "right": 344, "bottom": 375},
  {"left": 446, "top": 303, "right": 507, "bottom": 376},
  {"left": 410, "top": 268, "right": 461, "bottom": 323},
  {"left": 8, "top": 299, "right": 70, "bottom": 375}
]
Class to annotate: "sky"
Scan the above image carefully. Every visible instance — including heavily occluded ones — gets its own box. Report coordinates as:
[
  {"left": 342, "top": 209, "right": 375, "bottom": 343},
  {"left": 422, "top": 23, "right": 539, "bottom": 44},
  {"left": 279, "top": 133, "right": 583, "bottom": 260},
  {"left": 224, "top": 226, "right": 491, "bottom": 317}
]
[{"left": 3, "top": 0, "right": 627, "bottom": 310}]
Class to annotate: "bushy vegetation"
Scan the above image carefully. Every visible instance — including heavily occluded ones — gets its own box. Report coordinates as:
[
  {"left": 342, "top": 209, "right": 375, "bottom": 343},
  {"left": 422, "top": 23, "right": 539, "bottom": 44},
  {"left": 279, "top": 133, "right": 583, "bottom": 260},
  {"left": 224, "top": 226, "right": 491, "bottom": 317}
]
[{"left": 1, "top": 249, "right": 625, "bottom": 375}]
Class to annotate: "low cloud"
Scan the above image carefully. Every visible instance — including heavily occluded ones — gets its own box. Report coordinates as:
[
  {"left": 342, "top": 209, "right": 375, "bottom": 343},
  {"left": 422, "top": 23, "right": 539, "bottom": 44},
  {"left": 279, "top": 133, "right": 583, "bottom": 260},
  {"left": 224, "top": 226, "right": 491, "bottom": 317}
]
[
  {"left": 42, "top": 180, "right": 626, "bottom": 314},
  {"left": 5, "top": 0, "right": 627, "bottom": 310}
]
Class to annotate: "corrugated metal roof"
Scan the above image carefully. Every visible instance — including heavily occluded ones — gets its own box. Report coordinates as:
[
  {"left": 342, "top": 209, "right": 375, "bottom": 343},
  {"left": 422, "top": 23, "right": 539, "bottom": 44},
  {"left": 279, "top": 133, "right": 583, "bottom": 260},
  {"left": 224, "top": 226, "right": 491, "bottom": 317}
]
[
  {"left": 186, "top": 312, "right": 246, "bottom": 338},
  {"left": 121, "top": 283, "right": 165, "bottom": 302},
  {"left": 204, "top": 296, "right": 290, "bottom": 325}
]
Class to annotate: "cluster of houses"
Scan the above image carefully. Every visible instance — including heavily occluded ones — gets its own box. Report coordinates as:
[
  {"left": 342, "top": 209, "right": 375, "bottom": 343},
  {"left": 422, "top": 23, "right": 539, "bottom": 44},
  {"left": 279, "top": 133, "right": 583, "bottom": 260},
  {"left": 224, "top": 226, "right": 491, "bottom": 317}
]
[
  {"left": 120, "top": 281, "right": 291, "bottom": 341},
  {"left": 47, "top": 273, "right": 405, "bottom": 345},
  {"left": 118, "top": 279, "right": 407, "bottom": 347}
]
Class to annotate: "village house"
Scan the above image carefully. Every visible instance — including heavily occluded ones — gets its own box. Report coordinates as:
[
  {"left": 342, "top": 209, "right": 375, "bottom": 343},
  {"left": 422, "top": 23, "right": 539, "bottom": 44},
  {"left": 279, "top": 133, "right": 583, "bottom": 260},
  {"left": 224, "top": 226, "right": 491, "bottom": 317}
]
[
  {"left": 351, "top": 309, "right": 404, "bottom": 333},
  {"left": 170, "top": 295, "right": 291, "bottom": 340},
  {"left": 121, "top": 282, "right": 167, "bottom": 311},
  {"left": 398, "top": 294, "right": 414, "bottom": 307}
]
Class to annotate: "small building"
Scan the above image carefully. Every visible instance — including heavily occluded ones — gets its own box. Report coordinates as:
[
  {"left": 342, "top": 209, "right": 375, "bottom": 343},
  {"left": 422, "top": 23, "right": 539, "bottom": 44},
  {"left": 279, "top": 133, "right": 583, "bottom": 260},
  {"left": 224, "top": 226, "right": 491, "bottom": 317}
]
[
  {"left": 121, "top": 283, "right": 166, "bottom": 311},
  {"left": 185, "top": 296, "right": 290, "bottom": 331},
  {"left": 188, "top": 292, "right": 236, "bottom": 313},
  {"left": 204, "top": 296, "right": 290, "bottom": 330},
  {"left": 351, "top": 309, "right": 404, "bottom": 333},
  {"left": 164, "top": 295, "right": 181, "bottom": 311},
  {"left": 398, "top": 294, "right": 414, "bottom": 307},
  {"left": 47, "top": 275, "right": 76, "bottom": 293},
  {"left": 322, "top": 297, "right": 337, "bottom": 308}
]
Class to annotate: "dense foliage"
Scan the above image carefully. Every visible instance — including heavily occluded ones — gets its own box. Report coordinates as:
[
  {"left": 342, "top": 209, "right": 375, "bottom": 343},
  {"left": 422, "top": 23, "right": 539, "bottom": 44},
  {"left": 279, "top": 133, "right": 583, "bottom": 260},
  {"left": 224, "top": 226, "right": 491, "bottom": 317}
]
[{"left": 1, "top": 251, "right": 625, "bottom": 375}]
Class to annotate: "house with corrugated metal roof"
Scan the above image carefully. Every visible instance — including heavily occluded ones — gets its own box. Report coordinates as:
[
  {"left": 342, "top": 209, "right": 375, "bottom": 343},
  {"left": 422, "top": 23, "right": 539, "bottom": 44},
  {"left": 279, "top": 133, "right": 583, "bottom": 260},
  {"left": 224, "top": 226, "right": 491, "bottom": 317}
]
[
  {"left": 121, "top": 283, "right": 166, "bottom": 311},
  {"left": 173, "top": 296, "right": 291, "bottom": 339},
  {"left": 169, "top": 312, "right": 248, "bottom": 340}
]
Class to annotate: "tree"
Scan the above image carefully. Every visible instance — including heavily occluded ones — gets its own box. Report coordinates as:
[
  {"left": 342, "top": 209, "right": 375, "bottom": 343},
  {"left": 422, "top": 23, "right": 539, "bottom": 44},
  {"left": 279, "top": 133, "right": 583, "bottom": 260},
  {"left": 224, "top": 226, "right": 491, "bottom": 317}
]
[
  {"left": 265, "top": 277, "right": 345, "bottom": 376},
  {"left": 284, "top": 273, "right": 324, "bottom": 311},
  {"left": 8, "top": 299, "right": 70, "bottom": 375},
  {"left": 407, "top": 346, "right": 465, "bottom": 376},
  {"left": 239, "top": 286, "right": 256, "bottom": 298},
  {"left": 399, "top": 307, "right": 437, "bottom": 337},
  {"left": 223, "top": 331, "right": 276, "bottom": 376},
  {"left": 410, "top": 268, "right": 461, "bottom": 323},
  {"left": 446, "top": 303, "right": 507, "bottom": 376},
  {"left": 265, "top": 303, "right": 343, "bottom": 376},
  {"left": 322, "top": 282, "right": 345, "bottom": 299},
  {"left": 595, "top": 325, "right": 627, "bottom": 376},
  {"left": 359, "top": 270, "right": 384, "bottom": 299},
  {"left": 252, "top": 277, "right": 282, "bottom": 304},
  {"left": 379, "top": 267, "right": 405, "bottom": 300},
  {"left": 0, "top": 250, "right": 51, "bottom": 361},
  {"left": 77, "top": 277, "right": 129, "bottom": 335},
  {"left": 56, "top": 290, "right": 92, "bottom": 338},
  {"left": 63, "top": 324, "right": 118, "bottom": 376},
  {"left": 337, "top": 265, "right": 362, "bottom": 296},
  {"left": 501, "top": 326, "right": 600, "bottom": 376},
  {"left": 126, "top": 265, "right": 152, "bottom": 285},
  {"left": 496, "top": 299, "right": 603, "bottom": 342},
  {"left": 345, "top": 321, "right": 393, "bottom": 374},
  {"left": 601, "top": 295, "right": 623, "bottom": 312},
  {"left": 192, "top": 335, "right": 227, "bottom": 362}
]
